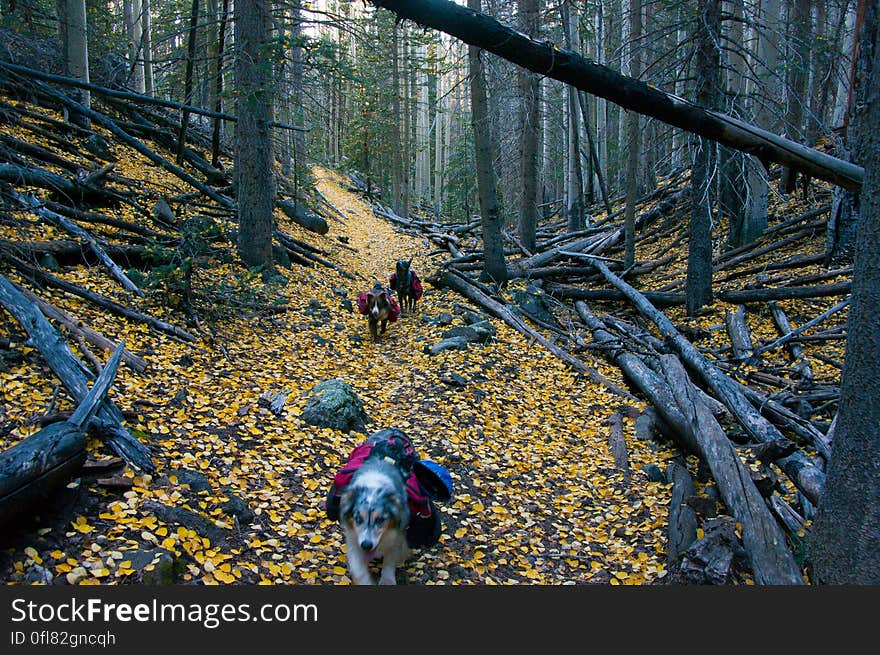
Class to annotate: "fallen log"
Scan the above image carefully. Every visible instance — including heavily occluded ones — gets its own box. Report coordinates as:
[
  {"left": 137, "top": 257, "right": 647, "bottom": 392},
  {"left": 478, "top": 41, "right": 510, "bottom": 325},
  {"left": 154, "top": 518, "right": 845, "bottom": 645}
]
[
  {"left": 724, "top": 305, "right": 754, "bottom": 359},
  {"left": 278, "top": 200, "right": 329, "bottom": 235},
  {"left": 0, "top": 274, "right": 153, "bottom": 471},
  {"left": 14, "top": 72, "right": 233, "bottom": 208},
  {"left": 666, "top": 459, "right": 698, "bottom": 571},
  {"left": 606, "top": 412, "right": 631, "bottom": 486},
  {"left": 13, "top": 283, "right": 147, "bottom": 374},
  {"left": 547, "top": 283, "right": 686, "bottom": 307},
  {"left": 768, "top": 301, "right": 813, "bottom": 381},
  {"left": 15, "top": 192, "right": 144, "bottom": 296},
  {"left": 0, "top": 344, "right": 124, "bottom": 528},
  {"left": 718, "top": 282, "right": 851, "bottom": 305},
  {"left": 274, "top": 229, "right": 356, "bottom": 280},
  {"left": 367, "top": 0, "right": 862, "bottom": 191},
  {"left": 588, "top": 259, "right": 825, "bottom": 505},
  {"left": 433, "top": 269, "right": 635, "bottom": 400},
  {"left": 575, "top": 302, "right": 697, "bottom": 451},
  {"left": 4, "top": 251, "right": 197, "bottom": 343},
  {"left": 658, "top": 355, "right": 804, "bottom": 585},
  {"left": 752, "top": 297, "right": 851, "bottom": 357}
]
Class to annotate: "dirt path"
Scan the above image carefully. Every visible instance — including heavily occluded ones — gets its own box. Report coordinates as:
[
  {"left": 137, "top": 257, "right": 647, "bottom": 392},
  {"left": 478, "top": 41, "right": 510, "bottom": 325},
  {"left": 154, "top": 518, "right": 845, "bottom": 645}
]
[{"left": 1, "top": 167, "right": 676, "bottom": 586}]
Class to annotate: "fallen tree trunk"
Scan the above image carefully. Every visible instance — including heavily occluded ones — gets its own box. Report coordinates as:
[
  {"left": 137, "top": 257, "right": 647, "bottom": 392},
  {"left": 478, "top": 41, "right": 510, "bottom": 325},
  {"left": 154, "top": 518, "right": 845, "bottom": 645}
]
[
  {"left": 768, "top": 301, "right": 813, "bottom": 380},
  {"left": 549, "top": 283, "right": 686, "bottom": 307},
  {"left": 16, "top": 192, "right": 144, "bottom": 296},
  {"left": 13, "top": 283, "right": 147, "bottom": 374},
  {"left": 753, "top": 297, "right": 851, "bottom": 357},
  {"left": 666, "top": 458, "right": 698, "bottom": 571},
  {"left": 589, "top": 259, "right": 825, "bottom": 505},
  {"left": 0, "top": 344, "right": 124, "bottom": 528},
  {"left": 0, "top": 274, "right": 153, "bottom": 471},
  {"left": 367, "top": 0, "right": 863, "bottom": 191},
  {"left": 14, "top": 72, "right": 233, "bottom": 208},
  {"left": 724, "top": 305, "right": 754, "bottom": 359},
  {"left": 718, "top": 282, "right": 852, "bottom": 304},
  {"left": 4, "top": 251, "right": 197, "bottom": 342},
  {"left": 278, "top": 200, "right": 329, "bottom": 235},
  {"left": 433, "top": 269, "right": 635, "bottom": 400},
  {"left": 658, "top": 355, "right": 804, "bottom": 585}
]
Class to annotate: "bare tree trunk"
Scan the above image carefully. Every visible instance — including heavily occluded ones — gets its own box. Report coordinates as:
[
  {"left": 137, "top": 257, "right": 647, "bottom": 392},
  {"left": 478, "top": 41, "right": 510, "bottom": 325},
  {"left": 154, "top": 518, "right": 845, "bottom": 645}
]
[
  {"left": 740, "top": 0, "right": 781, "bottom": 247},
  {"left": 780, "top": 0, "right": 812, "bottom": 193},
  {"left": 65, "top": 0, "right": 90, "bottom": 128},
  {"left": 468, "top": 0, "right": 507, "bottom": 284},
  {"left": 141, "top": 0, "right": 153, "bottom": 95},
  {"left": 687, "top": 0, "right": 721, "bottom": 316},
  {"left": 562, "top": 1, "right": 584, "bottom": 231},
  {"left": 211, "top": 0, "right": 229, "bottom": 169},
  {"left": 234, "top": 0, "right": 275, "bottom": 270},
  {"left": 812, "top": 0, "right": 880, "bottom": 583},
  {"left": 623, "top": 0, "right": 641, "bottom": 269},
  {"left": 177, "top": 0, "right": 201, "bottom": 164},
  {"left": 517, "top": 0, "right": 540, "bottom": 252},
  {"left": 720, "top": 0, "right": 748, "bottom": 251}
]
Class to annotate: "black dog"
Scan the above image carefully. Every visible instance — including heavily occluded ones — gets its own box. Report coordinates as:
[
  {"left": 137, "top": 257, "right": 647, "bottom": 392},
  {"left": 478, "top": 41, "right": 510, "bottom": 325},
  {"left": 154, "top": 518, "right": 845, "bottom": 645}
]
[{"left": 389, "top": 260, "right": 423, "bottom": 314}]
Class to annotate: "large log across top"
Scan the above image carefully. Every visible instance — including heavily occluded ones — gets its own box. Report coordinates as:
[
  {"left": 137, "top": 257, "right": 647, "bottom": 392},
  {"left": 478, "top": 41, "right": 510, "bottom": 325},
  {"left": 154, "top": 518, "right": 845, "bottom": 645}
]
[{"left": 367, "top": 0, "right": 864, "bottom": 192}]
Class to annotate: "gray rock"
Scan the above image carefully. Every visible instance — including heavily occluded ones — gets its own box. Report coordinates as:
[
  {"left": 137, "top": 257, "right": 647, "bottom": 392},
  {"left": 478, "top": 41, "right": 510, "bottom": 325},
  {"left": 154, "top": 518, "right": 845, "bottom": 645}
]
[
  {"left": 467, "top": 320, "right": 496, "bottom": 343},
  {"left": 635, "top": 410, "right": 657, "bottom": 442},
  {"left": 24, "top": 564, "right": 53, "bottom": 585},
  {"left": 341, "top": 299, "right": 354, "bottom": 313},
  {"left": 152, "top": 198, "right": 176, "bottom": 225},
  {"left": 142, "top": 502, "right": 230, "bottom": 546},
  {"left": 442, "top": 326, "right": 479, "bottom": 342},
  {"left": 426, "top": 336, "right": 469, "bottom": 356},
  {"left": 641, "top": 464, "right": 666, "bottom": 483},
  {"left": 219, "top": 490, "right": 254, "bottom": 525},
  {"left": 462, "top": 310, "right": 486, "bottom": 325},
  {"left": 301, "top": 379, "right": 369, "bottom": 433},
  {"left": 440, "top": 372, "right": 468, "bottom": 388},
  {"left": 332, "top": 288, "right": 347, "bottom": 297},
  {"left": 512, "top": 285, "right": 555, "bottom": 324},
  {"left": 167, "top": 469, "right": 211, "bottom": 493},
  {"left": 128, "top": 547, "right": 179, "bottom": 585},
  {"left": 437, "top": 312, "right": 454, "bottom": 326}
]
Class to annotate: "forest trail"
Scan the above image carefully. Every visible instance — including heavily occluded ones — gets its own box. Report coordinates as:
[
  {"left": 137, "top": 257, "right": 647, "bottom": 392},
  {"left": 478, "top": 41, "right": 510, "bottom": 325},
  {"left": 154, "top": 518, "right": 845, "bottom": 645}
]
[{"left": 1, "top": 165, "right": 677, "bottom": 586}]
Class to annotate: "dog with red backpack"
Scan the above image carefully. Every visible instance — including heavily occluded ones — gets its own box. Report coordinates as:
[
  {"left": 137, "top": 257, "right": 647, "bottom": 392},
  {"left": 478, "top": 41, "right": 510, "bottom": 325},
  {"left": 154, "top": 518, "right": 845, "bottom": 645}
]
[
  {"left": 356, "top": 282, "right": 401, "bottom": 343},
  {"left": 389, "top": 259, "right": 423, "bottom": 314},
  {"left": 326, "top": 428, "right": 453, "bottom": 585}
]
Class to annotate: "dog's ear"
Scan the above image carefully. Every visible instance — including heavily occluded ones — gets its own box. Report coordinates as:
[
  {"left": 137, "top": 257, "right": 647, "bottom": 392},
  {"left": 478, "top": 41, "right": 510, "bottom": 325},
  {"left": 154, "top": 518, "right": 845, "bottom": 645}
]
[
  {"left": 385, "top": 488, "right": 409, "bottom": 529},
  {"left": 339, "top": 487, "right": 357, "bottom": 520}
]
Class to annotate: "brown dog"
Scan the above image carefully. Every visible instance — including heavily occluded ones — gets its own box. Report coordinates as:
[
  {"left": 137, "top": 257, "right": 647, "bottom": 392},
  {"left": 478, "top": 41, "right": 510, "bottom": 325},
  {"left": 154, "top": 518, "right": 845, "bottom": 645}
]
[{"left": 357, "top": 283, "right": 401, "bottom": 343}]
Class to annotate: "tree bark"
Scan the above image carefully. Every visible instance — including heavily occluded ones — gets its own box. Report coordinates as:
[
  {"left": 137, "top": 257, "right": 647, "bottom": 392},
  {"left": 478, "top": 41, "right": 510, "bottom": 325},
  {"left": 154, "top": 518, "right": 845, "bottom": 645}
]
[
  {"left": 467, "top": 0, "right": 507, "bottom": 284},
  {"left": 234, "top": 0, "right": 275, "bottom": 269},
  {"left": 811, "top": 0, "right": 880, "bottom": 583},
  {"left": 517, "top": 0, "right": 540, "bottom": 253},
  {"left": 687, "top": 0, "right": 720, "bottom": 316}
]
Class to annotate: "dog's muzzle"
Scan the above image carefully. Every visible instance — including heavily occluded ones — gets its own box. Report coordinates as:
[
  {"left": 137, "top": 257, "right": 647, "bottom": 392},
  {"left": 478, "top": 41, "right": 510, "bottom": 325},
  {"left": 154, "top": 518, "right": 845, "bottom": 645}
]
[{"left": 360, "top": 540, "right": 377, "bottom": 561}]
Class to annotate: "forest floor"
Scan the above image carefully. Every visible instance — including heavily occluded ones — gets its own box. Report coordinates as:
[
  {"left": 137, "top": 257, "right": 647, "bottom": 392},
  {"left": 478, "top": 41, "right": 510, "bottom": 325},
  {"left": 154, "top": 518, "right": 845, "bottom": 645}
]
[{"left": 1, "top": 163, "right": 681, "bottom": 585}]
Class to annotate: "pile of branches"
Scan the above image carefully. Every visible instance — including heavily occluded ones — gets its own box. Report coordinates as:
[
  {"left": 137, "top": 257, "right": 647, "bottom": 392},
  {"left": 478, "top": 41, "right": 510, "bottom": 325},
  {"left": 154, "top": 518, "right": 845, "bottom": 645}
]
[
  {"left": 351, "top": 170, "right": 850, "bottom": 585},
  {"left": 0, "top": 63, "right": 342, "bottom": 518}
]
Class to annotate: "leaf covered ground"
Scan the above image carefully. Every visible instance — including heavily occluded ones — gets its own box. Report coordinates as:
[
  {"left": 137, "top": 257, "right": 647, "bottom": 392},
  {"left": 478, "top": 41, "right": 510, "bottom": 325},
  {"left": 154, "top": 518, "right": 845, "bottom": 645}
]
[{"left": 1, "top": 143, "right": 679, "bottom": 584}]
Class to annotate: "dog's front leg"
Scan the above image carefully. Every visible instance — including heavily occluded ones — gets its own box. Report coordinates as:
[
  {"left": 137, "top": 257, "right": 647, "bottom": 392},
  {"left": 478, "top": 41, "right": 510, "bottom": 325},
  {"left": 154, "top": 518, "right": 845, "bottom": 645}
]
[
  {"left": 344, "top": 532, "right": 374, "bottom": 585},
  {"left": 378, "top": 541, "right": 409, "bottom": 586}
]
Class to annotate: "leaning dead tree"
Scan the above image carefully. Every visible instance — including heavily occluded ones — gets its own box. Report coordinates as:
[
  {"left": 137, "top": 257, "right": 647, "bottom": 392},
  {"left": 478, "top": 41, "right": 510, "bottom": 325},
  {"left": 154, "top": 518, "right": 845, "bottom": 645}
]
[
  {"left": 367, "top": 0, "right": 863, "bottom": 191},
  {"left": 0, "top": 344, "right": 125, "bottom": 528}
]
